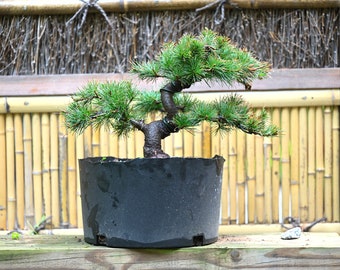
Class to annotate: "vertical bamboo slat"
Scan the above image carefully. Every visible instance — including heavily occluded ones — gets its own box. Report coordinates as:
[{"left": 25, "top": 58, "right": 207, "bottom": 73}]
[
  {"left": 290, "top": 108, "right": 299, "bottom": 218},
  {"left": 0, "top": 115, "right": 6, "bottom": 230},
  {"left": 92, "top": 129, "right": 100, "bottom": 157},
  {"left": 211, "top": 129, "right": 220, "bottom": 157},
  {"left": 315, "top": 107, "right": 325, "bottom": 219},
  {"left": 228, "top": 131, "right": 237, "bottom": 224},
  {"left": 271, "top": 108, "right": 281, "bottom": 223},
  {"left": 307, "top": 107, "right": 316, "bottom": 221},
  {"left": 202, "top": 122, "right": 211, "bottom": 158},
  {"left": 246, "top": 134, "right": 256, "bottom": 223},
  {"left": 67, "top": 132, "right": 77, "bottom": 227},
  {"left": 99, "top": 127, "right": 109, "bottom": 157},
  {"left": 41, "top": 114, "right": 51, "bottom": 223},
  {"left": 220, "top": 134, "right": 229, "bottom": 225},
  {"left": 23, "top": 113, "right": 34, "bottom": 228},
  {"left": 332, "top": 108, "right": 340, "bottom": 221},
  {"left": 324, "top": 107, "right": 332, "bottom": 220},
  {"left": 183, "top": 130, "right": 194, "bottom": 157},
  {"left": 76, "top": 133, "right": 84, "bottom": 227},
  {"left": 109, "top": 132, "right": 119, "bottom": 157},
  {"left": 263, "top": 136, "right": 272, "bottom": 223},
  {"left": 281, "top": 108, "right": 290, "bottom": 220},
  {"left": 6, "top": 114, "right": 15, "bottom": 230},
  {"left": 14, "top": 114, "right": 24, "bottom": 228},
  {"left": 127, "top": 132, "right": 136, "bottom": 158},
  {"left": 299, "top": 108, "right": 308, "bottom": 221},
  {"left": 173, "top": 131, "right": 183, "bottom": 157},
  {"left": 255, "top": 134, "right": 264, "bottom": 223},
  {"left": 118, "top": 136, "right": 128, "bottom": 158},
  {"left": 32, "top": 113, "right": 43, "bottom": 225},
  {"left": 193, "top": 125, "right": 203, "bottom": 157},
  {"left": 237, "top": 131, "right": 246, "bottom": 224},
  {"left": 135, "top": 130, "right": 144, "bottom": 158},
  {"left": 50, "top": 113, "right": 60, "bottom": 228},
  {"left": 84, "top": 128, "right": 92, "bottom": 158},
  {"left": 59, "top": 114, "right": 68, "bottom": 228}
]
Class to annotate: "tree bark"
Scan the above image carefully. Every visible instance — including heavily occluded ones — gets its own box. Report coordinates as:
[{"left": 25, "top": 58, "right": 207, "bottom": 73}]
[{"left": 131, "top": 119, "right": 174, "bottom": 158}]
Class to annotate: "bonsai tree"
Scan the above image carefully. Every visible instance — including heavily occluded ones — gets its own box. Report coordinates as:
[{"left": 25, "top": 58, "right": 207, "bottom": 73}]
[{"left": 64, "top": 30, "right": 279, "bottom": 158}]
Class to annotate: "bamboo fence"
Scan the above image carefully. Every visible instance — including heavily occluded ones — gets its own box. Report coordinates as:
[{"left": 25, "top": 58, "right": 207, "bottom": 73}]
[{"left": 0, "top": 90, "right": 339, "bottom": 230}]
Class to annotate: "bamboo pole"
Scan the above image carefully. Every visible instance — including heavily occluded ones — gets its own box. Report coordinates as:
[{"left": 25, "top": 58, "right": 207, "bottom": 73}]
[
  {"left": 1, "top": 90, "right": 339, "bottom": 114},
  {"left": 281, "top": 108, "right": 290, "bottom": 220},
  {"left": 0, "top": 0, "right": 339, "bottom": 15},
  {"left": 32, "top": 113, "right": 43, "bottom": 226},
  {"left": 23, "top": 114, "right": 35, "bottom": 229},
  {"left": 0, "top": 115, "right": 6, "bottom": 230},
  {"left": 237, "top": 131, "right": 246, "bottom": 224},
  {"left": 308, "top": 107, "right": 316, "bottom": 221},
  {"left": 135, "top": 130, "right": 144, "bottom": 158},
  {"left": 315, "top": 107, "right": 324, "bottom": 219},
  {"left": 126, "top": 132, "right": 137, "bottom": 158},
  {"left": 14, "top": 114, "right": 24, "bottom": 229},
  {"left": 92, "top": 129, "right": 100, "bottom": 157},
  {"left": 41, "top": 114, "right": 51, "bottom": 224},
  {"left": 211, "top": 128, "right": 220, "bottom": 157},
  {"left": 290, "top": 108, "right": 299, "bottom": 218},
  {"left": 59, "top": 114, "right": 69, "bottom": 228},
  {"left": 67, "top": 132, "right": 77, "bottom": 227},
  {"left": 271, "top": 108, "right": 281, "bottom": 223},
  {"left": 229, "top": 130, "right": 237, "bottom": 224},
  {"left": 183, "top": 130, "right": 194, "bottom": 157},
  {"left": 76, "top": 133, "right": 84, "bottom": 228},
  {"left": 263, "top": 135, "right": 272, "bottom": 223},
  {"left": 193, "top": 125, "right": 203, "bottom": 157},
  {"left": 324, "top": 107, "right": 332, "bottom": 220},
  {"left": 173, "top": 131, "right": 183, "bottom": 158},
  {"left": 118, "top": 136, "right": 128, "bottom": 158},
  {"left": 83, "top": 127, "right": 92, "bottom": 158},
  {"left": 220, "top": 133, "right": 229, "bottom": 225},
  {"left": 255, "top": 132, "right": 264, "bottom": 223},
  {"left": 50, "top": 113, "right": 60, "bottom": 228},
  {"left": 332, "top": 108, "right": 340, "bottom": 221},
  {"left": 246, "top": 134, "right": 256, "bottom": 224},
  {"left": 202, "top": 122, "right": 211, "bottom": 158},
  {"left": 109, "top": 132, "right": 119, "bottom": 158},
  {"left": 99, "top": 126, "right": 109, "bottom": 157},
  {"left": 299, "top": 108, "right": 308, "bottom": 222},
  {"left": 5, "top": 114, "right": 15, "bottom": 230}
]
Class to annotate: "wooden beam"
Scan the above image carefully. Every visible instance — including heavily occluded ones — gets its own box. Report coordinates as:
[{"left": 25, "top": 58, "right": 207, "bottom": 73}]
[
  {"left": 0, "top": 68, "right": 339, "bottom": 97},
  {"left": 0, "top": 0, "right": 339, "bottom": 15},
  {"left": 0, "top": 233, "right": 340, "bottom": 269},
  {"left": 0, "top": 89, "right": 339, "bottom": 114}
]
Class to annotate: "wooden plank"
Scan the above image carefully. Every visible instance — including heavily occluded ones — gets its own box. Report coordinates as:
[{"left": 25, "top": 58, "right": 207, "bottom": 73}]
[
  {"left": 0, "top": 90, "right": 339, "bottom": 114},
  {"left": 0, "top": 233, "right": 339, "bottom": 269},
  {"left": 0, "top": 68, "right": 339, "bottom": 96}
]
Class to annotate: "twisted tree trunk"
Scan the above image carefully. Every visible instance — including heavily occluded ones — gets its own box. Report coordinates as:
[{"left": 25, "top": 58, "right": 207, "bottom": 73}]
[{"left": 131, "top": 80, "right": 190, "bottom": 158}]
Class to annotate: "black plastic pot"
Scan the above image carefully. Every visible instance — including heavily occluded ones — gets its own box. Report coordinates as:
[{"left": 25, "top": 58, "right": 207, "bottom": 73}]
[{"left": 79, "top": 155, "right": 225, "bottom": 248}]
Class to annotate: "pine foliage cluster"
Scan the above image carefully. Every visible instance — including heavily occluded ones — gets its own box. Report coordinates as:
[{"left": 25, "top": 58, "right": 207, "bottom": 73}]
[{"left": 65, "top": 30, "right": 279, "bottom": 140}]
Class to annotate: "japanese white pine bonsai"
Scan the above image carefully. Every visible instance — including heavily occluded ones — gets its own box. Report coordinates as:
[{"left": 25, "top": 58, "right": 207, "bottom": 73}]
[{"left": 64, "top": 30, "right": 279, "bottom": 158}]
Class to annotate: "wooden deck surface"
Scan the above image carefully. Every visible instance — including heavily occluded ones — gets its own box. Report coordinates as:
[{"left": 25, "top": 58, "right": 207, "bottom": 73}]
[{"left": 0, "top": 231, "right": 340, "bottom": 269}]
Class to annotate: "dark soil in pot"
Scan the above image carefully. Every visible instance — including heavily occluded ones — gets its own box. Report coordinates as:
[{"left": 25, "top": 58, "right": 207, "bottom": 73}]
[{"left": 79, "top": 155, "right": 225, "bottom": 248}]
